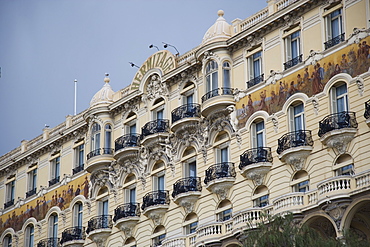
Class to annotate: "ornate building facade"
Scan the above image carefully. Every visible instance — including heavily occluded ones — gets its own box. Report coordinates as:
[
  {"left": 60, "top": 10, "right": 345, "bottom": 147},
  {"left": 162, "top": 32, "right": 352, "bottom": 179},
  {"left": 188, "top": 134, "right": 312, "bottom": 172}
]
[{"left": 1, "top": 0, "right": 370, "bottom": 246}]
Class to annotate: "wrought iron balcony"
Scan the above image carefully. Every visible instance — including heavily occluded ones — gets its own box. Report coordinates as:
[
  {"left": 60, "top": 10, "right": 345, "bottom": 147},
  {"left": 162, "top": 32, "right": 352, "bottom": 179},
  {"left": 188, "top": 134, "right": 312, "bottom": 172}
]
[
  {"left": 115, "top": 134, "right": 140, "bottom": 152},
  {"left": 141, "top": 190, "right": 170, "bottom": 211},
  {"left": 172, "top": 177, "right": 202, "bottom": 198},
  {"left": 277, "top": 130, "right": 313, "bottom": 154},
  {"left": 324, "top": 33, "right": 345, "bottom": 50},
  {"left": 171, "top": 103, "right": 201, "bottom": 124},
  {"left": 201, "top": 87, "right": 234, "bottom": 103},
  {"left": 113, "top": 203, "right": 140, "bottom": 222},
  {"left": 141, "top": 119, "right": 170, "bottom": 139},
  {"left": 26, "top": 188, "right": 37, "bottom": 198},
  {"left": 247, "top": 74, "right": 264, "bottom": 88},
  {"left": 239, "top": 147, "right": 273, "bottom": 170},
  {"left": 37, "top": 238, "right": 60, "bottom": 247},
  {"left": 365, "top": 100, "right": 370, "bottom": 119},
  {"left": 87, "top": 148, "right": 114, "bottom": 160},
  {"left": 4, "top": 199, "right": 14, "bottom": 209},
  {"left": 72, "top": 165, "right": 84, "bottom": 175},
  {"left": 204, "top": 162, "right": 236, "bottom": 185},
  {"left": 48, "top": 176, "right": 60, "bottom": 187},
  {"left": 318, "top": 111, "right": 358, "bottom": 137},
  {"left": 86, "top": 215, "right": 113, "bottom": 234},
  {"left": 60, "top": 227, "right": 85, "bottom": 244},
  {"left": 283, "top": 54, "right": 303, "bottom": 70}
]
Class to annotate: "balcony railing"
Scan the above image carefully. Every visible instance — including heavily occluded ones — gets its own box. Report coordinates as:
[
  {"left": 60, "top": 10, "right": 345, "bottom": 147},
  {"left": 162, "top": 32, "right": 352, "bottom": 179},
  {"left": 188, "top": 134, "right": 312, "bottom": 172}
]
[
  {"left": 26, "top": 188, "right": 37, "bottom": 198},
  {"left": 171, "top": 103, "right": 201, "bottom": 124},
  {"left": 87, "top": 148, "right": 114, "bottom": 160},
  {"left": 141, "top": 119, "right": 170, "bottom": 139},
  {"left": 37, "top": 238, "right": 60, "bottom": 247},
  {"left": 86, "top": 215, "right": 113, "bottom": 234},
  {"left": 201, "top": 87, "right": 234, "bottom": 103},
  {"left": 113, "top": 203, "right": 140, "bottom": 222},
  {"left": 324, "top": 33, "right": 345, "bottom": 50},
  {"left": 72, "top": 165, "right": 84, "bottom": 175},
  {"left": 277, "top": 130, "right": 313, "bottom": 154},
  {"left": 115, "top": 134, "right": 140, "bottom": 151},
  {"left": 204, "top": 162, "right": 236, "bottom": 185},
  {"left": 318, "top": 111, "right": 358, "bottom": 137},
  {"left": 48, "top": 176, "right": 60, "bottom": 187},
  {"left": 283, "top": 54, "right": 302, "bottom": 70},
  {"left": 239, "top": 147, "right": 273, "bottom": 170},
  {"left": 364, "top": 100, "right": 370, "bottom": 119},
  {"left": 172, "top": 177, "right": 202, "bottom": 198},
  {"left": 4, "top": 199, "right": 14, "bottom": 209},
  {"left": 141, "top": 190, "right": 170, "bottom": 210},
  {"left": 247, "top": 74, "right": 264, "bottom": 88},
  {"left": 60, "top": 227, "right": 85, "bottom": 244}
]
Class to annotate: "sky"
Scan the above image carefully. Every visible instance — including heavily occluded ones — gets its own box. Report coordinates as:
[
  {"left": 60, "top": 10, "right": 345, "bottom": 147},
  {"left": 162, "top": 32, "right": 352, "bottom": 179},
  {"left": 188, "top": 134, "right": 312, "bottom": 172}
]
[{"left": 0, "top": 0, "right": 267, "bottom": 156}]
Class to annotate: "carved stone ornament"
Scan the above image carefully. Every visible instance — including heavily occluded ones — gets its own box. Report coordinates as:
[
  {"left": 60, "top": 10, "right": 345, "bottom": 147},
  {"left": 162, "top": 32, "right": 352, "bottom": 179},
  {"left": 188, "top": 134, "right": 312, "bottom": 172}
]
[
  {"left": 178, "top": 71, "right": 197, "bottom": 93},
  {"left": 322, "top": 199, "right": 351, "bottom": 229},
  {"left": 142, "top": 74, "right": 169, "bottom": 105},
  {"left": 85, "top": 200, "right": 92, "bottom": 215},
  {"left": 266, "top": 70, "right": 283, "bottom": 85},
  {"left": 122, "top": 226, "right": 133, "bottom": 238},
  {"left": 88, "top": 232, "right": 110, "bottom": 247},
  {"left": 320, "top": 129, "right": 357, "bottom": 154},
  {"left": 60, "top": 211, "right": 67, "bottom": 226},
  {"left": 280, "top": 147, "right": 313, "bottom": 171},
  {"left": 350, "top": 76, "right": 364, "bottom": 96},
  {"left": 269, "top": 114, "right": 279, "bottom": 133},
  {"left": 233, "top": 88, "right": 248, "bottom": 102},
  {"left": 148, "top": 211, "right": 164, "bottom": 226},
  {"left": 14, "top": 233, "right": 19, "bottom": 246},
  {"left": 312, "top": 96, "right": 319, "bottom": 115},
  {"left": 36, "top": 222, "right": 42, "bottom": 236},
  {"left": 348, "top": 27, "right": 370, "bottom": 45},
  {"left": 305, "top": 50, "right": 323, "bottom": 66},
  {"left": 248, "top": 172, "right": 265, "bottom": 186}
]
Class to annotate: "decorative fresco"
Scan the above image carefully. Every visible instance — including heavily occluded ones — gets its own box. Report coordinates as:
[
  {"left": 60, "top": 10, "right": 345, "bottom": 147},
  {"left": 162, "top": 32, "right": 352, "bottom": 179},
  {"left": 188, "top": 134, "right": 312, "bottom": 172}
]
[
  {"left": 236, "top": 36, "right": 370, "bottom": 129},
  {"left": 0, "top": 175, "right": 89, "bottom": 233}
]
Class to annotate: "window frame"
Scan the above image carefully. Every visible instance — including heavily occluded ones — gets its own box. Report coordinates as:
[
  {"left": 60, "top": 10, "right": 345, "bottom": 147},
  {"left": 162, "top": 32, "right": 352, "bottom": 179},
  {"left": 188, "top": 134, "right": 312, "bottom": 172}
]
[
  {"left": 288, "top": 102, "right": 305, "bottom": 132},
  {"left": 251, "top": 119, "right": 265, "bottom": 148},
  {"left": 25, "top": 224, "right": 35, "bottom": 247},
  {"left": 247, "top": 49, "right": 263, "bottom": 81},
  {"left": 205, "top": 60, "right": 219, "bottom": 93},
  {"left": 330, "top": 83, "right": 349, "bottom": 113},
  {"left": 91, "top": 123, "right": 101, "bottom": 151}
]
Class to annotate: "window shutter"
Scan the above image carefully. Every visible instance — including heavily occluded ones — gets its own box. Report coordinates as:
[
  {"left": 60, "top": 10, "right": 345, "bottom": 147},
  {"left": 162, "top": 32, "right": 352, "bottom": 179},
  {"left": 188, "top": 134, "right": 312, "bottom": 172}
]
[
  {"left": 330, "top": 87, "right": 337, "bottom": 113},
  {"left": 48, "top": 216, "right": 53, "bottom": 238},
  {"left": 327, "top": 16, "right": 332, "bottom": 40},
  {"left": 251, "top": 123, "right": 257, "bottom": 148},
  {"left": 25, "top": 227, "right": 30, "bottom": 247},
  {"left": 285, "top": 36, "right": 292, "bottom": 61},
  {"left": 73, "top": 205, "right": 78, "bottom": 227},
  {"left": 289, "top": 106, "right": 295, "bottom": 131},
  {"left": 248, "top": 57, "right": 254, "bottom": 79}
]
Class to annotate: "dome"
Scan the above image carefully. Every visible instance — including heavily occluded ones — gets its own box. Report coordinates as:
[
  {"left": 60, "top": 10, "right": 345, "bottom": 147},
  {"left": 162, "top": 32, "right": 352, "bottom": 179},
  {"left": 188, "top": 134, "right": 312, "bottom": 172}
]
[
  {"left": 90, "top": 74, "right": 115, "bottom": 107},
  {"left": 201, "top": 10, "right": 232, "bottom": 46}
]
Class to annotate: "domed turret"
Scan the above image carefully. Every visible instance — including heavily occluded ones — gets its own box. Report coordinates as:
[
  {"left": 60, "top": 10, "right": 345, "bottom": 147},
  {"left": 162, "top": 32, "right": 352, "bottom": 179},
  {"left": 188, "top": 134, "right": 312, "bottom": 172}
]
[
  {"left": 201, "top": 10, "right": 232, "bottom": 46},
  {"left": 90, "top": 73, "right": 115, "bottom": 107}
]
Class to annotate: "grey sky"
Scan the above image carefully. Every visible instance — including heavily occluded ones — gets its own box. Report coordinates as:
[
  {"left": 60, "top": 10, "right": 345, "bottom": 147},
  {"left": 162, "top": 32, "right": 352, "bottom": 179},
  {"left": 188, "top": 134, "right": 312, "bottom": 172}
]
[{"left": 0, "top": 0, "right": 267, "bottom": 156}]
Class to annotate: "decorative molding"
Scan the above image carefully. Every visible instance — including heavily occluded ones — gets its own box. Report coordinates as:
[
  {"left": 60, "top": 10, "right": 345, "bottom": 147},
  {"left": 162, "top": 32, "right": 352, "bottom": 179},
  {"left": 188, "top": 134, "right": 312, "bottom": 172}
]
[
  {"left": 142, "top": 74, "right": 169, "bottom": 107},
  {"left": 305, "top": 50, "right": 324, "bottom": 66},
  {"left": 350, "top": 76, "right": 364, "bottom": 96},
  {"left": 266, "top": 70, "right": 283, "bottom": 85},
  {"left": 348, "top": 28, "right": 370, "bottom": 45}
]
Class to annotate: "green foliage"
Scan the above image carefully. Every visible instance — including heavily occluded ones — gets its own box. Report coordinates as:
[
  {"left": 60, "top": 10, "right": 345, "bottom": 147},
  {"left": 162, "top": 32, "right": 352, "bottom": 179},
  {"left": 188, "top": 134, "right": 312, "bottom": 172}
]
[{"left": 242, "top": 213, "right": 370, "bottom": 247}]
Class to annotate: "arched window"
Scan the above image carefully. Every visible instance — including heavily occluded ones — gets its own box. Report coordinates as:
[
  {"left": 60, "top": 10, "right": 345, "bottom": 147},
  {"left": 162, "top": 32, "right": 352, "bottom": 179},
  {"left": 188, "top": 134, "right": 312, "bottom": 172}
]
[
  {"left": 291, "top": 170, "right": 309, "bottom": 192},
  {"left": 91, "top": 123, "right": 101, "bottom": 151},
  {"left": 152, "top": 225, "right": 166, "bottom": 246},
  {"left": 206, "top": 60, "right": 218, "bottom": 92},
  {"left": 330, "top": 82, "right": 348, "bottom": 113},
  {"left": 184, "top": 213, "right": 198, "bottom": 235},
  {"left": 251, "top": 119, "right": 265, "bottom": 148},
  {"left": 48, "top": 213, "right": 58, "bottom": 245},
  {"left": 288, "top": 102, "right": 305, "bottom": 132},
  {"left": 152, "top": 98, "right": 165, "bottom": 120},
  {"left": 334, "top": 154, "right": 354, "bottom": 176},
  {"left": 222, "top": 61, "right": 231, "bottom": 89},
  {"left": 25, "top": 224, "right": 35, "bottom": 247},
  {"left": 3, "top": 234, "right": 12, "bottom": 247},
  {"left": 152, "top": 161, "right": 165, "bottom": 191},
  {"left": 216, "top": 199, "right": 232, "bottom": 222},
  {"left": 105, "top": 124, "right": 112, "bottom": 150},
  {"left": 73, "top": 202, "right": 83, "bottom": 228},
  {"left": 181, "top": 82, "right": 195, "bottom": 105},
  {"left": 214, "top": 131, "right": 230, "bottom": 163},
  {"left": 124, "top": 174, "right": 137, "bottom": 204},
  {"left": 253, "top": 185, "right": 269, "bottom": 208}
]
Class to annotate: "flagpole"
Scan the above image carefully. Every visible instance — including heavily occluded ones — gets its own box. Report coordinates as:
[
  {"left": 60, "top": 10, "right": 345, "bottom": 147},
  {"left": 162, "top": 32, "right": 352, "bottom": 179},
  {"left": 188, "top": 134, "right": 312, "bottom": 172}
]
[{"left": 74, "top": 79, "right": 77, "bottom": 115}]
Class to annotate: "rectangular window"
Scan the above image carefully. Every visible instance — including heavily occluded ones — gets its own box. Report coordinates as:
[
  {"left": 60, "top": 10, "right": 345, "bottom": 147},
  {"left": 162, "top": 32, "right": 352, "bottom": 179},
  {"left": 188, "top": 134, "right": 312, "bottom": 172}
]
[
  {"left": 254, "top": 195, "right": 269, "bottom": 208},
  {"left": 290, "top": 103, "right": 305, "bottom": 131},
  {"left": 294, "top": 180, "right": 309, "bottom": 192},
  {"left": 157, "top": 175, "right": 165, "bottom": 191},
  {"left": 153, "top": 234, "right": 166, "bottom": 246},
  {"left": 247, "top": 50, "right": 264, "bottom": 87},
  {"left": 187, "top": 221, "right": 198, "bottom": 234},
  {"left": 284, "top": 30, "right": 302, "bottom": 69},
  {"left": 218, "top": 208, "right": 232, "bottom": 222},
  {"left": 331, "top": 84, "right": 348, "bottom": 113},
  {"left": 324, "top": 8, "right": 344, "bottom": 49},
  {"left": 5, "top": 180, "right": 15, "bottom": 208},
  {"left": 336, "top": 164, "right": 354, "bottom": 176},
  {"left": 27, "top": 169, "right": 37, "bottom": 197},
  {"left": 73, "top": 144, "right": 84, "bottom": 174},
  {"left": 49, "top": 157, "right": 60, "bottom": 186}
]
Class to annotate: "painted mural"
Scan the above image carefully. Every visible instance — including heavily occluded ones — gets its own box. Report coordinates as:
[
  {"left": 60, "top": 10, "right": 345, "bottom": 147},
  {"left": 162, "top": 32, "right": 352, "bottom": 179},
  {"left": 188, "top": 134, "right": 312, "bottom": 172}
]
[
  {"left": 236, "top": 36, "right": 370, "bottom": 129},
  {"left": 0, "top": 175, "right": 89, "bottom": 233}
]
